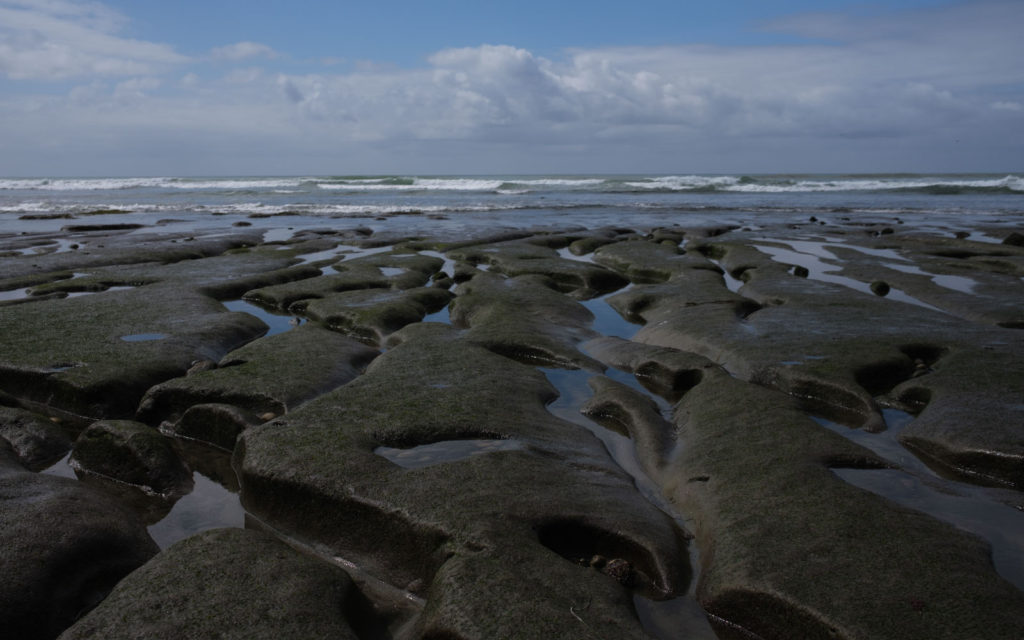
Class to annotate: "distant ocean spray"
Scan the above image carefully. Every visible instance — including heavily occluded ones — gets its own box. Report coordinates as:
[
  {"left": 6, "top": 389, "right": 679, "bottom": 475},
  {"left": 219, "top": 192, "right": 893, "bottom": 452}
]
[{"left": 1, "top": 174, "right": 1022, "bottom": 236}]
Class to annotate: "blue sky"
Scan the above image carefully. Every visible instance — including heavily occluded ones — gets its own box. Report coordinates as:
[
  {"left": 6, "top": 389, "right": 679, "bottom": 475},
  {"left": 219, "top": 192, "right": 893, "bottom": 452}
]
[{"left": 0, "top": 0, "right": 1020, "bottom": 175}]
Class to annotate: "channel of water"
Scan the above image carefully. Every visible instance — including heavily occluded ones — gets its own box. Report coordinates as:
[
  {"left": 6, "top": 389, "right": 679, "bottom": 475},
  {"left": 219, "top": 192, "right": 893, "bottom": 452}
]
[
  {"left": 754, "top": 241, "right": 945, "bottom": 312},
  {"left": 816, "top": 410, "right": 1024, "bottom": 592},
  {"left": 223, "top": 299, "right": 305, "bottom": 336}
]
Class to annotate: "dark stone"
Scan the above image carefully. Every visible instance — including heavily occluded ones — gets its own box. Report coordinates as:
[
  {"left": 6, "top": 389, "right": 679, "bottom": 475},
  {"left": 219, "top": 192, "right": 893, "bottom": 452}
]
[
  {"left": 70, "top": 420, "right": 192, "bottom": 496},
  {"left": 0, "top": 440, "right": 158, "bottom": 640},
  {"left": 1003, "top": 232, "right": 1024, "bottom": 247},
  {"left": 136, "top": 324, "right": 379, "bottom": 433},
  {"left": 303, "top": 287, "right": 452, "bottom": 345},
  {"left": 235, "top": 323, "right": 688, "bottom": 638},
  {"left": 451, "top": 273, "right": 602, "bottom": 369},
  {"left": 0, "top": 407, "right": 72, "bottom": 471},
  {"left": 0, "top": 285, "right": 267, "bottom": 419},
  {"left": 871, "top": 280, "right": 891, "bottom": 296},
  {"left": 59, "top": 528, "right": 362, "bottom": 640},
  {"left": 664, "top": 369, "right": 1024, "bottom": 639},
  {"left": 173, "top": 403, "right": 264, "bottom": 451}
]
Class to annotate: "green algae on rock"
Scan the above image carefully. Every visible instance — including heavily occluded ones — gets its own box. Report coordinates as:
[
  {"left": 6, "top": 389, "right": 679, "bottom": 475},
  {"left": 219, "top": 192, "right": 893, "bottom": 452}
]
[
  {"left": 0, "top": 406, "right": 73, "bottom": 471},
  {"left": 235, "top": 323, "right": 691, "bottom": 638},
  {"left": 2, "top": 222, "right": 1023, "bottom": 640},
  {"left": 667, "top": 369, "right": 1024, "bottom": 639},
  {"left": 58, "top": 528, "right": 363, "bottom": 640},
  {"left": 136, "top": 323, "right": 379, "bottom": 436},
  {"left": 0, "top": 440, "right": 158, "bottom": 640},
  {"left": 303, "top": 286, "right": 453, "bottom": 346},
  {"left": 70, "top": 420, "right": 193, "bottom": 496},
  {"left": 0, "top": 286, "right": 267, "bottom": 420}
]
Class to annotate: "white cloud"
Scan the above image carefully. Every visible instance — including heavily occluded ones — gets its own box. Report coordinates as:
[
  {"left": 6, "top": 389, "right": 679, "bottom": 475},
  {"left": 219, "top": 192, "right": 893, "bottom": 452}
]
[
  {"left": 991, "top": 101, "right": 1022, "bottom": 112},
  {"left": 0, "top": 0, "right": 187, "bottom": 79},
  {"left": 0, "top": 1, "right": 1021, "bottom": 174},
  {"left": 224, "top": 67, "right": 265, "bottom": 84},
  {"left": 210, "top": 41, "right": 277, "bottom": 61}
]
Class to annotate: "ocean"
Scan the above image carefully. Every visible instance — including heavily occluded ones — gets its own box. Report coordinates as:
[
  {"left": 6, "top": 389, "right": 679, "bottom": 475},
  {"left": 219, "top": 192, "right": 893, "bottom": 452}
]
[{"left": 2, "top": 173, "right": 1023, "bottom": 238}]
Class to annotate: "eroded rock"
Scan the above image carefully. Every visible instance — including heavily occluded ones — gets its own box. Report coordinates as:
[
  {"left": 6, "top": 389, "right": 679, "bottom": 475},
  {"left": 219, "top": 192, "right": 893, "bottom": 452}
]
[
  {"left": 0, "top": 440, "right": 159, "bottom": 640},
  {"left": 236, "top": 323, "right": 690, "bottom": 639},
  {"left": 70, "top": 420, "right": 192, "bottom": 496},
  {"left": 58, "top": 528, "right": 362, "bottom": 640},
  {"left": 0, "top": 406, "right": 72, "bottom": 471}
]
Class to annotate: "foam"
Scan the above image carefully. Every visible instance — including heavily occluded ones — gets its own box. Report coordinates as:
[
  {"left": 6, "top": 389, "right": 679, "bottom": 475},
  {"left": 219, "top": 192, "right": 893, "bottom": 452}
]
[
  {"left": 620, "top": 174, "right": 1024, "bottom": 193},
  {"left": 0, "top": 177, "right": 305, "bottom": 191},
  {"left": 316, "top": 178, "right": 505, "bottom": 191}
]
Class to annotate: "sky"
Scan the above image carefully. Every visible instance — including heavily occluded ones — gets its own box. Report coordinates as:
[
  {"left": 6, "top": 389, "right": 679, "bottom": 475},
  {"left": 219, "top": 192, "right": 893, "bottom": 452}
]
[{"left": 0, "top": 0, "right": 1021, "bottom": 176}]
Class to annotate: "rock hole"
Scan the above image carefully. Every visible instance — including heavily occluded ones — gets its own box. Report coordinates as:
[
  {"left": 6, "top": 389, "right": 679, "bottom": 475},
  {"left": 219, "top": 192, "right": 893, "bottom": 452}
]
[
  {"left": 734, "top": 300, "right": 763, "bottom": 321},
  {"left": 997, "top": 321, "right": 1024, "bottom": 329},
  {"left": 898, "top": 344, "right": 947, "bottom": 367},
  {"left": 854, "top": 357, "right": 915, "bottom": 396},
  {"left": 342, "top": 583, "right": 402, "bottom": 640},
  {"left": 535, "top": 519, "right": 669, "bottom": 598},
  {"left": 693, "top": 244, "right": 725, "bottom": 260},
  {"left": 635, "top": 363, "right": 703, "bottom": 402},
  {"left": 896, "top": 387, "right": 932, "bottom": 412},
  {"left": 730, "top": 266, "right": 751, "bottom": 282}
]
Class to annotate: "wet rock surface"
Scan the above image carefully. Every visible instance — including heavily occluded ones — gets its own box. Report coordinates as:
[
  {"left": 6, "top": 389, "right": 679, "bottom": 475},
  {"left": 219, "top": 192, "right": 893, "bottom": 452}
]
[
  {"left": 70, "top": 420, "right": 193, "bottom": 496},
  {"left": 1, "top": 223, "right": 1023, "bottom": 639},
  {"left": 0, "top": 440, "right": 158, "bottom": 640},
  {"left": 0, "top": 406, "right": 73, "bottom": 471},
  {"left": 57, "top": 528, "right": 362, "bottom": 640}
]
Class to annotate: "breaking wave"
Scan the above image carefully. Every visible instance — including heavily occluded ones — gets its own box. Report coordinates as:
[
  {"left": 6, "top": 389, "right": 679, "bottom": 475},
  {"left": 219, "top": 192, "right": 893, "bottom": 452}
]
[{"left": 2, "top": 174, "right": 1021, "bottom": 195}]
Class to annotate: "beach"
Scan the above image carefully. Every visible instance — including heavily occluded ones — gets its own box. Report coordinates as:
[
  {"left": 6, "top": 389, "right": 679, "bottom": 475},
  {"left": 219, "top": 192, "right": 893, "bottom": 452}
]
[{"left": 2, "top": 175, "right": 1024, "bottom": 639}]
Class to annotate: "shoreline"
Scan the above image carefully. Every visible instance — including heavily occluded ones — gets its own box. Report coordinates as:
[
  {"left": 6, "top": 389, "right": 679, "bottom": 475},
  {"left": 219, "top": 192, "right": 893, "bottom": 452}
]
[{"left": 2, "top": 216, "right": 1023, "bottom": 639}]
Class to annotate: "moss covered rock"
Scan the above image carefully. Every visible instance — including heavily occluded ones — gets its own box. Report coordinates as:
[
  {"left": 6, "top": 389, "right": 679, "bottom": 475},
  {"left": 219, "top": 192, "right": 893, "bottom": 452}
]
[
  {"left": 0, "top": 406, "right": 72, "bottom": 471},
  {"left": 0, "top": 440, "right": 158, "bottom": 640},
  {"left": 71, "top": 420, "right": 192, "bottom": 496},
  {"left": 58, "top": 528, "right": 362, "bottom": 640},
  {"left": 236, "top": 323, "right": 690, "bottom": 639}
]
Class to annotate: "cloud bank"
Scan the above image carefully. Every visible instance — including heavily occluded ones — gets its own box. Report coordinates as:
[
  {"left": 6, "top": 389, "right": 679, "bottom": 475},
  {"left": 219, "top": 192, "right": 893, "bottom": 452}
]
[{"left": 0, "top": 0, "right": 1021, "bottom": 174}]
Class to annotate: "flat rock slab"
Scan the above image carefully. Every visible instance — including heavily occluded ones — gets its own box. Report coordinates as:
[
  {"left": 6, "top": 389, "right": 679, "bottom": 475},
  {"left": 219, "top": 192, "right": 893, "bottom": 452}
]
[
  {"left": 303, "top": 286, "right": 452, "bottom": 346},
  {"left": 610, "top": 234, "right": 1024, "bottom": 485},
  {"left": 451, "top": 273, "right": 602, "bottom": 369},
  {"left": 447, "top": 239, "right": 629, "bottom": 295},
  {"left": 0, "top": 285, "right": 267, "bottom": 420},
  {"left": 666, "top": 369, "right": 1024, "bottom": 639},
  {"left": 0, "top": 224, "right": 1022, "bottom": 640},
  {"left": 137, "top": 323, "right": 379, "bottom": 435},
  {"left": 236, "top": 323, "right": 690, "bottom": 639},
  {"left": 58, "top": 528, "right": 361, "bottom": 640}
]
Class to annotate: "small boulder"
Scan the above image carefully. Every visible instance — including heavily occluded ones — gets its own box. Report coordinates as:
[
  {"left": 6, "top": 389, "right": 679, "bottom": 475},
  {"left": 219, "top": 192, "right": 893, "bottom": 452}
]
[
  {"left": 1, "top": 439, "right": 158, "bottom": 640},
  {"left": 0, "top": 406, "right": 72, "bottom": 471},
  {"left": 171, "top": 403, "right": 263, "bottom": 451},
  {"left": 71, "top": 420, "right": 192, "bottom": 496},
  {"left": 1002, "top": 231, "right": 1024, "bottom": 247}
]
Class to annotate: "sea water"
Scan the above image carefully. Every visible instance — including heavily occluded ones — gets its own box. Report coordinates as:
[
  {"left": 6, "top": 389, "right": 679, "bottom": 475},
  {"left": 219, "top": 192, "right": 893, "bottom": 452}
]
[{"left": 1, "top": 173, "right": 1022, "bottom": 238}]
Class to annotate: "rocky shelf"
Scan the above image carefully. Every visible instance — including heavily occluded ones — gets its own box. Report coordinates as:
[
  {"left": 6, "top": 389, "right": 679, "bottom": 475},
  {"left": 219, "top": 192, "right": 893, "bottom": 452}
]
[{"left": 2, "top": 219, "right": 1023, "bottom": 639}]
